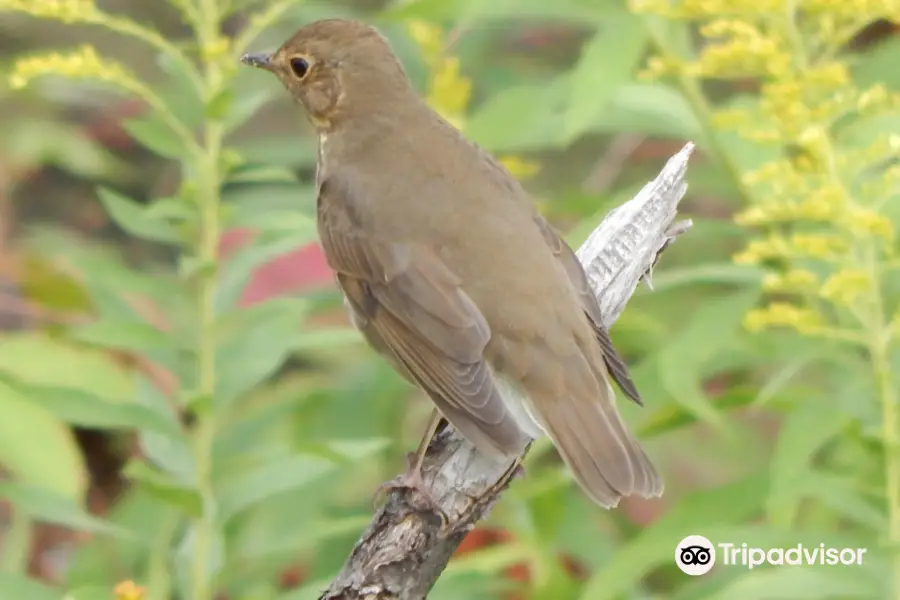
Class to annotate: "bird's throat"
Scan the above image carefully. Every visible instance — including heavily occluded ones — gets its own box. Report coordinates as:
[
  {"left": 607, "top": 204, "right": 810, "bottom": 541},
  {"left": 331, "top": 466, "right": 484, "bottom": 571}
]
[{"left": 315, "top": 132, "right": 329, "bottom": 189}]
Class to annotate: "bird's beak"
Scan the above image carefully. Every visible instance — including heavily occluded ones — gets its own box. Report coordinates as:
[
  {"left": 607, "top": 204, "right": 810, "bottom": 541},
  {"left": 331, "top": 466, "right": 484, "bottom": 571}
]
[{"left": 240, "top": 52, "right": 274, "bottom": 71}]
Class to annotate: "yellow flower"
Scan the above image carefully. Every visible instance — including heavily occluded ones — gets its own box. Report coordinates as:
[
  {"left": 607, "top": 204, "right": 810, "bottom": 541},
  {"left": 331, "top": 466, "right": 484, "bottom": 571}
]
[
  {"left": 820, "top": 268, "right": 871, "bottom": 308},
  {"left": 406, "top": 19, "right": 444, "bottom": 65},
  {"left": 10, "top": 45, "right": 136, "bottom": 92},
  {"left": 499, "top": 156, "right": 540, "bottom": 180},
  {"left": 733, "top": 235, "right": 792, "bottom": 265},
  {"left": 762, "top": 269, "right": 818, "bottom": 292},
  {"left": 790, "top": 233, "right": 848, "bottom": 259},
  {"left": 845, "top": 206, "right": 894, "bottom": 241},
  {"left": 405, "top": 18, "right": 540, "bottom": 179},
  {"left": 113, "top": 580, "right": 145, "bottom": 600},
  {"left": 744, "top": 302, "right": 824, "bottom": 334},
  {"left": 201, "top": 36, "right": 231, "bottom": 63},
  {"left": 427, "top": 56, "right": 472, "bottom": 125},
  {"left": 0, "top": 0, "right": 97, "bottom": 22}
]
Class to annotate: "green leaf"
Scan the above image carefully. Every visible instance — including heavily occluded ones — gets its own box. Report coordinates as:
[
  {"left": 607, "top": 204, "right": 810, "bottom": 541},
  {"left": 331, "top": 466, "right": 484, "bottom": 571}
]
[
  {"left": 123, "top": 113, "right": 187, "bottom": 160},
  {"left": 65, "top": 488, "right": 180, "bottom": 588},
  {"left": 123, "top": 114, "right": 187, "bottom": 160},
  {"left": 224, "top": 71, "right": 279, "bottom": 131},
  {"left": 467, "top": 78, "right": 569, "bottom": 152},
  {"left": 205, "top": 87, "right": 234, "bottom": 121},
  {"left": 215, "top": 299, "right": 311, "bottom": 409},
  {"left": 0, "top": 380, "right": 86, "bottom": 501},
  {"left": 69, "top": 320, "right": 173, "bottom": 354},
  {"left": 224, "top": 182, "right": 317, "bottom": 225},
  {"left": 655, "top": 287, "right": 761, "bottom": 429},
  {"left": 232, "top": 210, "right": 318, "bottom": 237},
  {"left": 22, "top": 228, "right": 187, "bottom": 323},
  {"left": 802, "top": 471, "right": 886, "bottom": 531},
  {"left": 135, "top": 378, "right": 196, "bottom": 483},
  {"left": 232, "top": 139, "right": 318, "bottom": 168},
  {"left": 0, "top": 331, "right": 134, "bottom": 398},
  {"left": 589, "top": 82, "right": 702, "bottom": 140},
  {"left": 640, "top": 388, "right": 756, "bottom": 438},
  {"left": 235, "top": 514, "right": 372, "bottom": 561},
  {"left": 144, "top": 196, "right": 197, "bottom": 223},
  {"left": 766, "top": 398, "right": 854, "bottom": 527},
  {"left": 645, "top": 263, "right": 764, "bottom": 293},
  {"left": 216, "top": 453, "right": 340, "bottom": 521},
  {"left": 0, "top": 482, "right": 121, "bottom": 535},
  {"left": 157, "top": 51, "right": 204, "bottom": 126},
  {"left": 316, "top": 438, "right": 391, "bottom": 461},
  {"left": 96, "top": 187, "right": 181, "bottom": 244},
  {"left": 563, "top": 13, "right": 648, "bottom": 143},
  {"left": 579, "top": 473, "right": 769, "bottom": 600},
  {"left": 26, "top": 384, "right": 182, "bottom": 439},
  {"left": 124, "top": 460, "right": 203, "bottom": 518},
  {"left": 291, "top": 328, "right": 361, "bottom": 352},
  {"left": 0, "top": 574, "right": 61, "bottom": 600},
  {"left": 67, "top": 319, "right": 182, "bottom": 377},
  {"left": 226, "top": 164, "right": 298, "bottom": 185},
  {"left": 851, "top": 34, "right": 900, "bottom": 91}
]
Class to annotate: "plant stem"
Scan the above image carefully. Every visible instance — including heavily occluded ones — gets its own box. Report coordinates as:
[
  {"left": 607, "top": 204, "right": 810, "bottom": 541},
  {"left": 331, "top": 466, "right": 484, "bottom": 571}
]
[
  {"left": 189, "top": 0, "right": 224, "bottom": 598},
  {"left": 866, "top": 252, "right": 900, "bottom": 599},
  {"left": 784, "top": 4, "right": 900, "bottom": 588}
]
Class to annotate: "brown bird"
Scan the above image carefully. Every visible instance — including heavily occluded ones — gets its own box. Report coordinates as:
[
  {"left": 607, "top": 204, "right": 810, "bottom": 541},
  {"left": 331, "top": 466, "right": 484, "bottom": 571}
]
[{"left": 241, "top": 19, "right": 663, "bottom": 512}]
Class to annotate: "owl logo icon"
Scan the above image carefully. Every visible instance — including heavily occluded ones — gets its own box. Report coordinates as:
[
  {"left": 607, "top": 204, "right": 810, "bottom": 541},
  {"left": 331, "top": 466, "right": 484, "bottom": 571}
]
[{"left": 675, "top": 535, "right": 716, "bottom": 575}]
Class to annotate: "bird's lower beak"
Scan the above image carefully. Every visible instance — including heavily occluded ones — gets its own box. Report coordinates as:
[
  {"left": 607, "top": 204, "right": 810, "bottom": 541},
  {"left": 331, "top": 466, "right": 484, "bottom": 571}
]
[{"left": 240, "top": 52, "right": 274, "bottom": 70}]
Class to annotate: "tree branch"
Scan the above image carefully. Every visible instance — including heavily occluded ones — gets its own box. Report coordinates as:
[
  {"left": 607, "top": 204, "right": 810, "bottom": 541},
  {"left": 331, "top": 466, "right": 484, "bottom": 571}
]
[{"left": 320, "top": 142, "right": 696, "bottom": 600}]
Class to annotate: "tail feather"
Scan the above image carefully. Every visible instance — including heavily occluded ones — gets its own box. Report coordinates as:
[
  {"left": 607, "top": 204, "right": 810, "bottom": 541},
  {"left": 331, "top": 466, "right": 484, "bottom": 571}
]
[{"left": 536, "top": 366, "right": 663, "bottom": 507}]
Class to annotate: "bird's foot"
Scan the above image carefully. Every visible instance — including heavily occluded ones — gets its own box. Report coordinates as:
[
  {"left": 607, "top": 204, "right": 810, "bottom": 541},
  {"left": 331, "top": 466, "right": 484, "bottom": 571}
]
[{"left": 373, "top": 453, "right": 450, "bottom": 528}]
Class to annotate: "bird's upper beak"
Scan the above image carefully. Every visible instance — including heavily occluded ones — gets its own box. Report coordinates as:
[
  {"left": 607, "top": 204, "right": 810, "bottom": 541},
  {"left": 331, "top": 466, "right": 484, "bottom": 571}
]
[{"left": 240, "top": 52, "right": 274, "bottom": 71}]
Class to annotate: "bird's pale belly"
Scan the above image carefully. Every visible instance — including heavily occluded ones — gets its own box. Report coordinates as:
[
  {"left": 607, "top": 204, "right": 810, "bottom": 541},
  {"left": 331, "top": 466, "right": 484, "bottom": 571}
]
[{"left": 492, "top": 374, "right": 547, "bottom": 440}]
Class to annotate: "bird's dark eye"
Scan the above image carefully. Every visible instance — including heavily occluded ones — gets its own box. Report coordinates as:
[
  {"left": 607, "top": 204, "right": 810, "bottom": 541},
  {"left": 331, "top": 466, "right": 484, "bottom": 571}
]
[{"left": 290, "top": 57, "right": 310, "bottom": 79}]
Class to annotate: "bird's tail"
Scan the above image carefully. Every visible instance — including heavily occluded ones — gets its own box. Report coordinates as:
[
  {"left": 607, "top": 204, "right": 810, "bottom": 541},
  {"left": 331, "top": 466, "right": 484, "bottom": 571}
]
[{"left": 535, "top": 369, "right": 663, "bottom": 507}]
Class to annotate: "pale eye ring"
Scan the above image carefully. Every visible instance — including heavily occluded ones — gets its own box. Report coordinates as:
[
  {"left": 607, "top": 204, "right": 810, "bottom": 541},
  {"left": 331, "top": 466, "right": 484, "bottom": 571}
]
[{"left": 290, "top": 57, "right": 310, "bottom": 79}]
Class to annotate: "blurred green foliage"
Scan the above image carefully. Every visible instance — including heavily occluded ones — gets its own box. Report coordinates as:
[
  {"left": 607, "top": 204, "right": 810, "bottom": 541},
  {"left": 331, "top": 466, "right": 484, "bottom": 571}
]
[{"left": 0, "top": 0, "right": 898, "bottom": 599}]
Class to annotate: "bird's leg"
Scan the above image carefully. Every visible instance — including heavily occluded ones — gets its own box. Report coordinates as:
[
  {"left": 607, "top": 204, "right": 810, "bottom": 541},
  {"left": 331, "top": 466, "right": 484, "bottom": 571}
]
[{"left": 374, "top": 409, "right": 449, "bottom": 524}]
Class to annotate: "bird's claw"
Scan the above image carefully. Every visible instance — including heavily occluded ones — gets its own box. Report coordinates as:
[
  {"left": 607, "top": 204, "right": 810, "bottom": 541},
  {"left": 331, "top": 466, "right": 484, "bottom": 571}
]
[{"left": 374, "top": 459, "right": 451, "bottom": 529}]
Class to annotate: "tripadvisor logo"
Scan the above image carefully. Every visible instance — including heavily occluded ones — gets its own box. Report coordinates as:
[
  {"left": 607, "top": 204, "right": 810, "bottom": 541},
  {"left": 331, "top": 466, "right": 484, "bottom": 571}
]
[
  {"left": 719, "top": 542, "right": 867, "bottom": 569},
  {"left": 675, "top": 535, "right": 867, "bottom": 575}
]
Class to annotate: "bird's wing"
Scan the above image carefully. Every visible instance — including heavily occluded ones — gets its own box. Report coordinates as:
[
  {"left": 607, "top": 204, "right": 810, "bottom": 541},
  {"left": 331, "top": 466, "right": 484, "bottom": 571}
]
[
  {"left": 533, "top": 215, "right": 643, "bottom": 405},
  {"left": 317, "top": 173, "right": 530, "bottom": 459}
]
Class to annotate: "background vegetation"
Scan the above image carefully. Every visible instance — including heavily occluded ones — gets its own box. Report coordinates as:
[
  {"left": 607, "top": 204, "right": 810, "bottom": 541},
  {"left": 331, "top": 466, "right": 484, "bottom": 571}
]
[{"left": 0, "top": 0, "right": 898, "bottom": 598}]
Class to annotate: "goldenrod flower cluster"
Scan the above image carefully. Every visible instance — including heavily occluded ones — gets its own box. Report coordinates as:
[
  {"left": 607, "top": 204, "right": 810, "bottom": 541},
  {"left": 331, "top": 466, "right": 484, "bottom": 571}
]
[
  {"left": 0, "top": 0, "right": 97, "bottom": 22},
  {"left": 406, "top": 20, "right": 472, "bottom": 130},
  {"left": 405, "top": 20, "right": 540, "bottom": 180},
  {"left": 635, "top": 0, "right": 900, "bottom": 338},
  {"left": 9, "top": 45, "right": 138, "bottom": 92}
]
